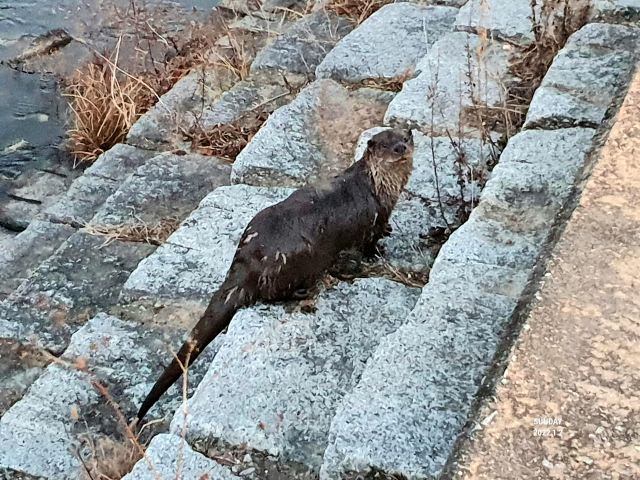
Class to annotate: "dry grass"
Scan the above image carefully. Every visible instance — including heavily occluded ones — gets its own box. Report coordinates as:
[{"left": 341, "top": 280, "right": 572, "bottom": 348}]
[
  {"left": 328, "top": 251, "right": 430, "bottom": 288},
  {"left": 64, "top": 2, "right": 259, "bottom": 166},
  {"left": 349, "top": 70, "right": 414, "bottom": 93},
  {"left": 508, "top": 0, "right": 591, "bottom": 125},
  {"left": 38, "top": 334, "right": 197, "bottom": 480},
  {"left": 80, "top": 436, "right": 143, "bottom": 480},
  {"left": 81, "top": 219, "right": 181, "bottom": 246},
  {"left": 458, "top": 0, "right": 590, "bottom": 149},
  {"left": 365, "top": 260, "right": 430, "bottom": 288},
  {"left": 210, "top": 27, "right": 255, "bottom": 82},
  {"left": 65, "top": 54, "right": 155, "bottom": 166},
  {"left": 188, "top": 110, "right": 270, "bottom": 161},
  {"left": 326, "top": 0, "right": 393, "bottom": 24}
]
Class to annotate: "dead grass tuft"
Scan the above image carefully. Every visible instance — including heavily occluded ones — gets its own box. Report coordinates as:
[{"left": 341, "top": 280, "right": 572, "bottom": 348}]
[
  {"left": 81, "top": 436, "right": 143, "bottom": 480},
  {"left": 210, "top": 27, "right": 255, "bottom": 82},
  {"left": 64, "top": 3, "right": 260, "bottom": 166},
  {"left": 352, "top": 70, "right": 414, "bottom": 92},
  {"left": 81, "top": 219, "right": 181, "bottom": 246},
  {"left": 365, "top": 260, "right": 430, "bottom": 288},
  {"left": 326, "top": 0, "right": 393, "bottom": 24},
  {"left": 64, "top": 54, "right": 155, "bottom": 166},
  {"left": 188, "top": 110, "right": 270, "bottom": 161}
]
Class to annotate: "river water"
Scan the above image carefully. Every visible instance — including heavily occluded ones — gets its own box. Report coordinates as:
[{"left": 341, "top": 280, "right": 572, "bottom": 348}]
[{"left": 0, "top": 0, "right": 218, "bottom": 235}]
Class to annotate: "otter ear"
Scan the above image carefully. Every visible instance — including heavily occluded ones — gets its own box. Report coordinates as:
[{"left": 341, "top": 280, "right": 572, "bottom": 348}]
[{"left": 366, "top": 138, "right": 376, "bottom": 150}]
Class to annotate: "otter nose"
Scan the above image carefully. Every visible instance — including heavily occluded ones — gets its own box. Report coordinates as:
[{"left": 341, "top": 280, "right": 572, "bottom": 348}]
[{"left": 393, "top": 144, "right": 407, "bottom": 154}]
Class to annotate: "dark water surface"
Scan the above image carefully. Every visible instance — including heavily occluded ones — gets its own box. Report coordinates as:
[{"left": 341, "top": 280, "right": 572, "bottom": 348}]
[{"left": 0, "top": 0, "right": 218, "bottom": 222}]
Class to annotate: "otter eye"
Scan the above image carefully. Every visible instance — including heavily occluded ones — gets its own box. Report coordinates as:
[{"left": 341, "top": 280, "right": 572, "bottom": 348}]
[{"left": 403, "top": 136, "right": 409, "bottom": 142}]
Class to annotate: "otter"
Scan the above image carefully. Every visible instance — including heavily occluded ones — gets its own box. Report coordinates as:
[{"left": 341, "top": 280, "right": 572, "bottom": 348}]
[{"left": 136, "top": 128, "right": 414, "bottom": 422}]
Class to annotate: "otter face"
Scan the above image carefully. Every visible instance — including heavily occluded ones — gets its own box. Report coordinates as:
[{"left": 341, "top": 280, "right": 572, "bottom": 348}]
[{"left": 367, "top": 129, "right": 414, "bottom": 164}]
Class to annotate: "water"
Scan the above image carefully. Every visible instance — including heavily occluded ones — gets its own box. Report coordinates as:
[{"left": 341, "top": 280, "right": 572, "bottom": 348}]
[{"left": 0, "top": 0, "right": 219, "bottom": 227}]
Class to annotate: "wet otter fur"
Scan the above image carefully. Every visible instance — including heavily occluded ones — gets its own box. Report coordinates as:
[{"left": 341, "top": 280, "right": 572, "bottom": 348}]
[{"left": 136, "top": 128, "right": 414, "bottom": 422}]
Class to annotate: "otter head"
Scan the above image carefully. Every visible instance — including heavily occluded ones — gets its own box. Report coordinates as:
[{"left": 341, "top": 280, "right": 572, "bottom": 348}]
[{"left": 364, "top": 128, "right": 415, "bottom": 204}]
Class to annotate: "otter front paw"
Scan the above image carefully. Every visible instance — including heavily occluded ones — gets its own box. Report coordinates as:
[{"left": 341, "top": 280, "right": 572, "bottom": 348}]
[{"left": 362, "top": 242, "right": 385, "bottom": 259}]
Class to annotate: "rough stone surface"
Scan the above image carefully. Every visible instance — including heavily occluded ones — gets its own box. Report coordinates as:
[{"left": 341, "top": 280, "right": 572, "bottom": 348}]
[
  {"left": 591, "top": 0, "right": 640, "bottom": 24},
  {"left": 479, "top": 128, "right": 597, "bottom": 229},
  {"left": 122, "top": 185, "right": 293, "bottom": 305},
  {"left": 250, "top": 10, "right": 353, "bottom": 80},
  {"left": 0, "top": 220, "right": 75, "bottom": 299},
  {"left": 0, "top": 314, "right": 220, "bottom": 480},
  {"left": 90, "top": 153, "right": 231, "bottom": 226},
  {"left": 524, "top": 23, "right": 640, "bottom": 129},
  {"left": 316, "top": 4, "right": 458, "bottom": 83},
  {"left": 385, "top": 32, "right": 513, "bottom": 138},
  {"left": 232, "top": 80, "right": 394, "bottom": 187},
  {"left": 172, "top": 279, "right": 420, "bottom": 469},
  {"left": 43, "top": 173, "right": 120, "bottom": 227},
  {"left": 0, "top": 339, "right": 50, "bottom": 417},
  {"left": 1, "top": 170, "right": 68, "bottom": 229},
  {"left": 83, "top": 144, "right": 157, "bottom": 183},
  {"left": 0, "top": 227, "right": 15, "bottom": 243},
  {"left": 320, "top": 128, "right": 598, "bottom": 480},
  {"left": 126, "top": 69, "right": 237, "bottom": 150},
  {"left": 44, "top": 144, "right": 155, "bottom": 226},
  {"left": 0, "top": 232, "right": 156, "bottom": 352},
  {"left": 200, "top": 80, "right": 294, "bottom": 130},
  {"left": 455, "top": 0, "right": 538, "bottom": 45},
  {"left": 381, "top": 196, "right": 443, "bottom": 271},
  {"left": 123, "top": 434, "right": 237, "bottom": 480},
  {"left": 321, "top": 280, "right": 517, "bottom": 480}
]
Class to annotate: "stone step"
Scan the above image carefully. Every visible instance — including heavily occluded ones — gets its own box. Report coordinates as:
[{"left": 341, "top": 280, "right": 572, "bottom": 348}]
[
  {"left": 454, "top": 0, "right": 539, "bottom": 46},
  {"left": 249, "top": 10, "right": 353, "bottom": 83},
  {"left": 123, "top": 434, "right": 236, "bottom": 480},
  {"left": 0, "top": 145, "right": 155, "bottom": 301},
  {"left": 199, "top": 80, "right": 294, "bottom": 131},
  {"left": 171, "top": 278, "right": 419, "bottom": 470},
  {"left": 89, "top": 152, "right": 231, "bottom": 226},
  {"left": 1, "top": 151, "right": 230, "bottom": 353},
  {"left": 119, "top": 185, "right": 294, "bottom": 325},
  {"left": 523, "top": 23, "right": 640, "bottom": 130},
  {"left": 0, "top": 232, "right": 156, "bottom": 353},
  {"left": 0, "top": 314, "right": 219, "bottom": 480},
  {"left": 1, "top": 168, "right": 72, "bottom": 232},
  {"left": 384, "top": 31, "right": 514, "bottom": 139},
  {"left": 316, "top": 3, "right": 458, "bottom": 84},
  {"left": 125, "top": 70, "right": 294, "bottom": 154},
  {"left": 232, "top": 79, "right": 394, "bottom": 188},
  {"left": 0, "top": 220, "right": 75, "bottom": 300},
  {"left": 319, "top": 127, "right": 597, "bottom": 480},
  {"left": 126, "top": 8, "right": 353, "bottom": 153},
  {"left": 126, "top": 71, "right": 224, "bottom": 151},
  {"left": 590, "top": 0, "right": 640, "bottom": 25},
  {"left": 43, "top": 144, "right": 156, "bottom": 227}
]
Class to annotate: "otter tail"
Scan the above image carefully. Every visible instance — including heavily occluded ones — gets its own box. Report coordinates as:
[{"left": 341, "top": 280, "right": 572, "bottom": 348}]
[{"left": 136, "top": 284, "right": 243, "bottom": 422}]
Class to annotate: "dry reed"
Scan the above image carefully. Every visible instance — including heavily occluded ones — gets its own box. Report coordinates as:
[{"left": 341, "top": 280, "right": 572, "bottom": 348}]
[
  {"left": 326, "top": 0, "right": 393, "bottom": 24},
  {"left": 188, "top": 110, "right": 269, "bottom": 160},
  {"left": 65, "top": 57, "right": 154, "bottom": 166},
  {"left": 81, "top": 219, "right": 181, "bottom": 247}
]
